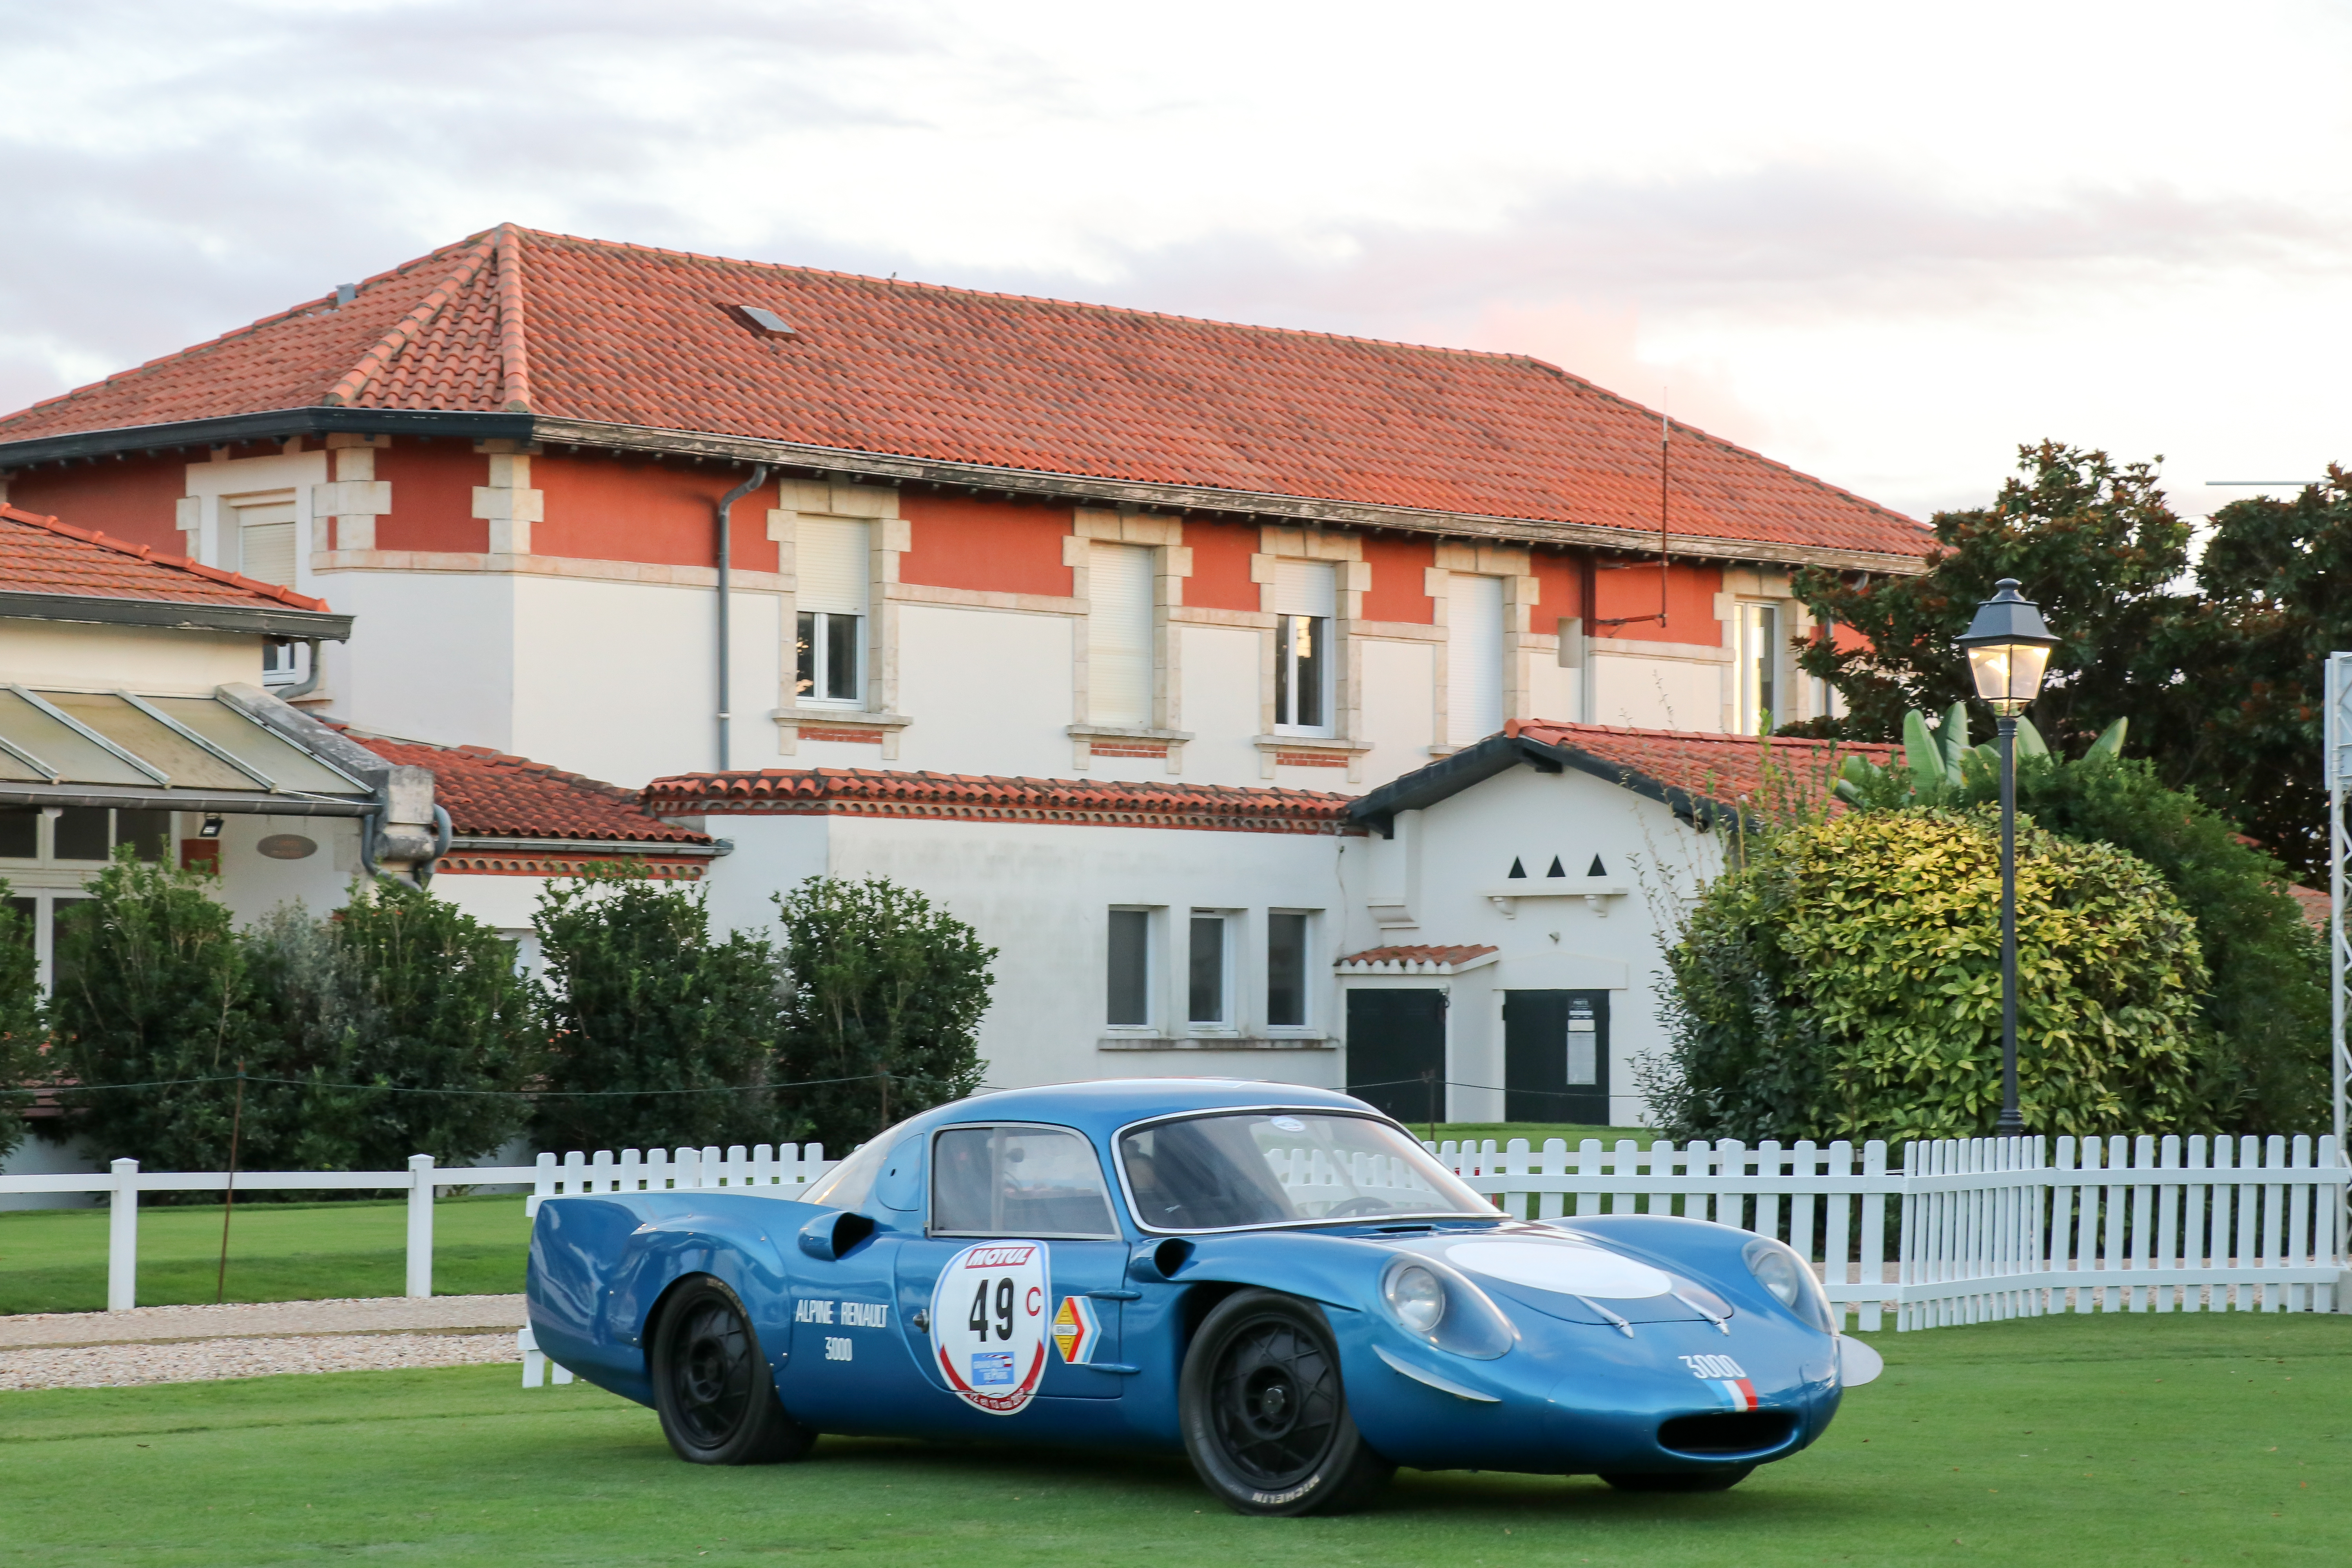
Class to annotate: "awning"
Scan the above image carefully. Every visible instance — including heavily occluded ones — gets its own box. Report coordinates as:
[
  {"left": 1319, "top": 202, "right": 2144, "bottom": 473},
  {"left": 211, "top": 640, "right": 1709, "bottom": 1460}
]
[{"left": 0, "top": 684, "right": 377, "bottom": 815}]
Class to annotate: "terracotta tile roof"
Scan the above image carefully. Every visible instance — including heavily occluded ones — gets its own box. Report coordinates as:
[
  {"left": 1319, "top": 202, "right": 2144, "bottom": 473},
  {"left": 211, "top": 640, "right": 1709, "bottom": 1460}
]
[
  {"left": 0, "top": 225, "right": 1928, "bottom": 563},
  {"left": 1506, "top": 719, "right": 1898, "bottom": 812},
  {"left": 0, "top": 503, "right": 331, "bottom": 612},
  {"left": 348, "top": 733, "right": 711, "bottom": 845},
  {"left": 644, "top": 767, "right": 1361, "bottom": 835},
  {"left": 1335, "top": 944, "right": 1498, "bottom": 971},
  {"left": 2287, "top": 884, "right": 2328, "bottom": 931}
]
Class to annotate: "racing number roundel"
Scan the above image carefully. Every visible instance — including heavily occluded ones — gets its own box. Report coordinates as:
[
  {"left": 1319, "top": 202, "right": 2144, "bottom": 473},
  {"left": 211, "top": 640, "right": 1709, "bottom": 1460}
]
[{"left": 930, "top": 1241, "right": 1051, "bottom": 1415}]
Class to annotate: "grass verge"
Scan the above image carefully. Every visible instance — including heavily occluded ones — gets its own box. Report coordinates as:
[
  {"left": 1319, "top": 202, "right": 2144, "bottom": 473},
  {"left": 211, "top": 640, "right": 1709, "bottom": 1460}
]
[
  {"left": 0, "top": 1312, "right": 2344, "bottom": 1565},
  {"left": 0, "top": 1194, "right": 531, "bottom": 1314}
]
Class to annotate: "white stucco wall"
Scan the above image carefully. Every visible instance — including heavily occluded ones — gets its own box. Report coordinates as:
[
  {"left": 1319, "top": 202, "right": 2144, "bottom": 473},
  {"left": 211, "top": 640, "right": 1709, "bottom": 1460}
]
[
  {"left": 890, "top": 603, "right": 1073, "bottom": 777},
  {"left": 0, "top": 622, "right": 263, "bottom": 695}
]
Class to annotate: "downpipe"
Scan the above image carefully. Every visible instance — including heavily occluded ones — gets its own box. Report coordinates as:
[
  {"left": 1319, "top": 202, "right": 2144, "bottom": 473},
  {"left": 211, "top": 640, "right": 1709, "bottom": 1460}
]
[{"left": 714, "top": 464, "right": 773, "bottom": 772}]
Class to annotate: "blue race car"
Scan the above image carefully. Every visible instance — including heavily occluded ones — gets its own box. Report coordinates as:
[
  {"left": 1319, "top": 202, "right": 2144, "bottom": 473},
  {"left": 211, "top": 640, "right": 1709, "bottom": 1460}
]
[{"left": 527, "top": 1078, "right": 1881, "bottom": 1515}]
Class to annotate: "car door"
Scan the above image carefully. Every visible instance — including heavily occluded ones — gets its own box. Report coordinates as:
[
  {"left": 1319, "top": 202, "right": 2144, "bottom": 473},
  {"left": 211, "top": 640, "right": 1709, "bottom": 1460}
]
[{"left": 893, "top": 1122, "right": 1132, "bottom": 1416}]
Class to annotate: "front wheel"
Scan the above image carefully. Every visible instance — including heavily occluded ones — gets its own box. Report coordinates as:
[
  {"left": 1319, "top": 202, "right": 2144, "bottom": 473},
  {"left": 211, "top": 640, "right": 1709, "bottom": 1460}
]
[
  {"left": 1179, "top": 1289, "right": 1394, "bottom": 1516},
  {"left": 1600, "top": 1466, "right": 1753, "bottom": 1493},
  {"left": 650, "top": 1276, "right": 815, "bottom": 1465}
]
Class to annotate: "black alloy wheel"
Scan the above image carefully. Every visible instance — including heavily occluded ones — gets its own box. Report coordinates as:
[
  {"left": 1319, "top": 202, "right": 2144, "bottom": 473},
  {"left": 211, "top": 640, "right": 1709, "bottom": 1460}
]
[
  {"left": 1179, "top": 1289, "right": 1394, "bottom": 1516},
  {"left": 1599, "top": 1466, "right": 1754, "bottom": 1493},
  {"left": 650, "top": 1276, "right": 815, "bottom": 1465}
]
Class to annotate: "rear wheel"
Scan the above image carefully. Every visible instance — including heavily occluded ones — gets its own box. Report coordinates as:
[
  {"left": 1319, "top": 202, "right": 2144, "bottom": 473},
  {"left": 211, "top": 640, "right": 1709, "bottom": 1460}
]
[
  {"left": 1179, "top": 1289, "right": 1394, "bottom": 1516},
  {"left": 1600, "top": 1466, "right": 1753, "bottom": 1493},
  {"left": 650, "top": 1276, "right": 814, "bottom": 1465}
]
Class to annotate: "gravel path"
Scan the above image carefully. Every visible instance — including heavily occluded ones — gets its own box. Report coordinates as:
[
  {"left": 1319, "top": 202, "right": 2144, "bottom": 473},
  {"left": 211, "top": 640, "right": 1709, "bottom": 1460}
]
[{"left": 0, "top": 1295, "right": 532, "bottom": 1390}]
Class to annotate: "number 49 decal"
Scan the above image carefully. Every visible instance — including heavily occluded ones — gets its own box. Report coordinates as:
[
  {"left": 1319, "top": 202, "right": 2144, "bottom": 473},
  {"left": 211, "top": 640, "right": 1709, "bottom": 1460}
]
[{"left": 930, "top": 1242, "right": 1051, "bottom": 1415}]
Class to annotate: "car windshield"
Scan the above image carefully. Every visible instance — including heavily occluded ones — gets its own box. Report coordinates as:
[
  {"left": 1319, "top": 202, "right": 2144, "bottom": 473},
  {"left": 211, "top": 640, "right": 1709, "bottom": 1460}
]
[{"left": 1117, "top": 1111, "right": 1497, "bottom": 1232}]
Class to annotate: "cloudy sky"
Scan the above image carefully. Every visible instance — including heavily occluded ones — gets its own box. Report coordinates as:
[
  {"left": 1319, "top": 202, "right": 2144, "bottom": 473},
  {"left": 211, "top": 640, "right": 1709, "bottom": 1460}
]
[{"left": 5, "top": 0, "right": 2348, "bottom": 522}]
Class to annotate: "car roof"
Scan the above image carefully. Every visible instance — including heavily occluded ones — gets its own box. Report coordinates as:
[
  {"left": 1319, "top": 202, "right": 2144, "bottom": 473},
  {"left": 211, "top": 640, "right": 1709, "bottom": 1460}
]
[{"left": 896, "top": 1077, "right": 1382, "bottom": 1145}]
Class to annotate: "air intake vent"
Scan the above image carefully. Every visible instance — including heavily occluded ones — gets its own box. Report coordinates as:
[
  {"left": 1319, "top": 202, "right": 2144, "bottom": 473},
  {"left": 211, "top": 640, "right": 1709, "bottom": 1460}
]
[
  {"left": 728, "top": 304, "right": 797, "bottom": 338},
  {"left": 1656, "top": 1409, "right": 1798, "bottom": 1457}
]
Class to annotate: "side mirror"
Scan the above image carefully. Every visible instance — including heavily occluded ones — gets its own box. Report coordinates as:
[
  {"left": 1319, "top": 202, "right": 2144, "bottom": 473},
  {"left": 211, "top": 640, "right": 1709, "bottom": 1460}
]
[{"left": 798, "top": 1209, "right": 877, "bottom": 1261}]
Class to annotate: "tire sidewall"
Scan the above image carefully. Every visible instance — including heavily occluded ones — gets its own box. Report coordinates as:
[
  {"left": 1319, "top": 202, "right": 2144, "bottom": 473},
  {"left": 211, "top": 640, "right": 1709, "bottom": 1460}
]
[
  {"left": 1179, "top": 1288, "right": 1384, "bottom": 1516},
  {"left": 651, "top": 1275, "right": 780, "bottom": 1465}
]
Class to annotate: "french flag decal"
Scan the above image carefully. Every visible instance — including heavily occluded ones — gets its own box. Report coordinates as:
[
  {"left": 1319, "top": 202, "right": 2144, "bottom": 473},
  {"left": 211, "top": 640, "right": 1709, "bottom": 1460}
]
[{"left": 1715, "top": 1378, "right": 1759, "bottom": 1411}]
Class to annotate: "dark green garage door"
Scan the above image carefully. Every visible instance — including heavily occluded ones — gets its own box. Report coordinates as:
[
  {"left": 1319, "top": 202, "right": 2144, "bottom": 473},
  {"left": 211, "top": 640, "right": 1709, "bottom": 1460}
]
[
  {"left": 1502, "top": 989, "right": 1610, "bottom": 1124},
  {"left": 1344, "top": 989, "right": 1446, "bottom": 1125}
]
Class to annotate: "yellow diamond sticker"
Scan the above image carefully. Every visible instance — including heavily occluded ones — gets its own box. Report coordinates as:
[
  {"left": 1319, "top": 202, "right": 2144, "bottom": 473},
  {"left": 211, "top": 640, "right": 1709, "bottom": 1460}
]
[{"left": 1051, "top": 1294, "right": 1099, "bottom": 1364}]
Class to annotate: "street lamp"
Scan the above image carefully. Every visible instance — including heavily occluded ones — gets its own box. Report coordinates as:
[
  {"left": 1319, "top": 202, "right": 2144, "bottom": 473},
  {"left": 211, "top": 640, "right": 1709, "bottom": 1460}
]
[{"left": 1957, "top": 579, "right": 2060, "bottom": 1137}]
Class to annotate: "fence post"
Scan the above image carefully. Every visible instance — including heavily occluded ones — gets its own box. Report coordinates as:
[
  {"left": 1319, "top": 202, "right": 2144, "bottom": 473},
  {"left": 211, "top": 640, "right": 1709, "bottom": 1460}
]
[
  {"left": 406, "top": 1154, "right": 435, "bottom": 1299},
  {"left": 107, "top": 1157, "right": 139, "bottom": 1312}
]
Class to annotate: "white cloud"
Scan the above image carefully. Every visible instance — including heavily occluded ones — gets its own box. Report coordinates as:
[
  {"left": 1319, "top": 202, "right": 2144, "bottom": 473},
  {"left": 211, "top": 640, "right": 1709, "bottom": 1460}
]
[{"left": 4, "top": 0, "right": 2349, "bottom": 521}]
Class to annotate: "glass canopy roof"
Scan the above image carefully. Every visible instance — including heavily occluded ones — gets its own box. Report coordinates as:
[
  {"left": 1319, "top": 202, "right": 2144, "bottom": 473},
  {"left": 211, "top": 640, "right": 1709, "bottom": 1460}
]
[{"left": 0, "top": 688, "right": 372, "bottom": 808}]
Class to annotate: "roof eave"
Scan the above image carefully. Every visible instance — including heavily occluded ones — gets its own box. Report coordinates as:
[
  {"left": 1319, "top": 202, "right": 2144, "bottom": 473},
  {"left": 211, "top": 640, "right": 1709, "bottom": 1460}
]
[
  {"left": 1347, "top": 731, "right": 1742, "bottom": 835},
  {"left": 0, "top": 590, "right": 353, "bottom": 640},
  {"left": 0, "top": 408, "right": 1932, "bottom": 578}
]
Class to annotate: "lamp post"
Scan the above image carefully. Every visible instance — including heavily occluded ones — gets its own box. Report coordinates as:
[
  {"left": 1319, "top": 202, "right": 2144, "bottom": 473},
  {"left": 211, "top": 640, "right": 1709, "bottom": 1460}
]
[{"left": 1957, "top": 579, "right": 2060, "bottom": 1137}]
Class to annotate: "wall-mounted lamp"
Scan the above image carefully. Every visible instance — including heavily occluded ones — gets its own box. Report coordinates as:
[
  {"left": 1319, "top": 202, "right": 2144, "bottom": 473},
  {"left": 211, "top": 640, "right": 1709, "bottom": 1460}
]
[{"left": 199, "top": 815, "right": 225, "bottom": 839}]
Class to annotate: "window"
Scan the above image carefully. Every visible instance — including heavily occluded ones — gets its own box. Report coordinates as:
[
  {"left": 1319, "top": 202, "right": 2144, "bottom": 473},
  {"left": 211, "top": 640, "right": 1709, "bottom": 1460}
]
[
  {"left": 1272, "top": 560, "right": 1336, "bottom": 732},
  {"left": 1187, "top": 912, "right": 1228, "bottom": 1026},
  {"left": 795, "top": 517, "right": 869, "bottom": 705},
  {"left": 1089, "top": 542, "right": 1155, "bottom": 725},
  {"left": 233, "top": 498, "right": 298, "bottom": 587},
  {"left": 6, "top": 807, "right": 168, "bottom": 865},
  {"left": 931, "top": 1124, "right": 1118, "bottom": 1238},
  {"left": 1106, "top": 908, "right": 1152, "bottom": 1026},
  {"left": 1739, "top": 603, "right": 1780, "bottom": 735},
  {"left": 1266, "top": 911, "right": 1309, "bottom": 1027},
  {"left": 261, "top": 638, "right": 308, "bottom": 688},
  {"left": 1446, "top": 573, "right": 1505, "bottom": 745}
]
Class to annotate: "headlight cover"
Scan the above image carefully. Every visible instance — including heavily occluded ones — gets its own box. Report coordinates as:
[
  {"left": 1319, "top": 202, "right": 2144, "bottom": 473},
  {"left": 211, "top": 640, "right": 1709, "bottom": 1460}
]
[
  {"left": 1377, "top": 1253, "right": 1516, "bottom": 1359},
  {"left": 1742, "top": 1238, "right": 1834, "bottom": 1332}
]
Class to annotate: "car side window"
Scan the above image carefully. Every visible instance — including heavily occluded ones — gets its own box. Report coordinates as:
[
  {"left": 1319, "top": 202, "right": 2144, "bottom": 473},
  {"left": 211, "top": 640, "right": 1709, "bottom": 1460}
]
[{"left": 931, "top": 1125, "right": 1119, "bottom": 1238}]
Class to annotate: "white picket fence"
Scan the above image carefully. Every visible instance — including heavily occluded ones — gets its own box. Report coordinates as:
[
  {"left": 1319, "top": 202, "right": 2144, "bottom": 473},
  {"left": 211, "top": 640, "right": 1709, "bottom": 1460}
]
[
  {"left": 1432, "top": 1133, "right": 2350, "bottom": 1330},
  {"left": 11, "top": 1132, "right": 2344, "bottom": 1334}
]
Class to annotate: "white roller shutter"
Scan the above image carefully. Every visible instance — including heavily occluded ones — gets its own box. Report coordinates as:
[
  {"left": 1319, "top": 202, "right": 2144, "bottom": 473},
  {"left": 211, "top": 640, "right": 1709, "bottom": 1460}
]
[
  {"left": 797, "top": 517, "right": 871, "bottom": 615},
  {"left": 1446, "top": 573, "right": 1505, "bottom": 744},
  {"left": 1271, "top": 559, "right": 1336, "bottom": 619},
  {"left": 1090, "top": 543, "right": 1155, "bottom": 726},
  {"left": 234, "top": 499, "right": 298, "bottom": 587}
]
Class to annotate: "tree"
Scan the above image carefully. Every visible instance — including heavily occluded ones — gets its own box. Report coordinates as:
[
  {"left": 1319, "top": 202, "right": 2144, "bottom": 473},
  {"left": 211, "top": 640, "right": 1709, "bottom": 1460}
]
[
  {"left": 326, "top": 877, "right": 539, "bottom": 1167},
  {"left": 1789, "top": 441, "right": 2190, "bottom": 754},
  {"left": 1651, "top": 809, "right": 2210, "bottom": 1145},
  {"left": 0, "top": 884, "right": 43, "bottom": 1163},
  {"left": 773, "top": 876, "right": 993, "bottom": 1151},
  {"left": 532, "top": 866, "right": 782, "bottom": 1155},
  {"left": 2136, "top": 467, "right": 2352, "bottom": 879},
  {"left": 47, "top": 851, "right": 258, "bottom": 1171}
]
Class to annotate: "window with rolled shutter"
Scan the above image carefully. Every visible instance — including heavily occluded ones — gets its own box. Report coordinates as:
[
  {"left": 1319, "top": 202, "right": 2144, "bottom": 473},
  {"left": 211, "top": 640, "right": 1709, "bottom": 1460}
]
[
  {"left": 1090, "top": 543, "right": 1154, "bottom": 726},
  {"left": 234, "top": 499, "right": 298, "bottom": 588},
  {"left": 1272, "top": 560, "right": 1336, "bottom": 731},
  {"left": 1446, "top": 573, "right": 1505, "bottom": 744},
  {"left": 795, "top": 519, "right": 869, "bottom": 705}
]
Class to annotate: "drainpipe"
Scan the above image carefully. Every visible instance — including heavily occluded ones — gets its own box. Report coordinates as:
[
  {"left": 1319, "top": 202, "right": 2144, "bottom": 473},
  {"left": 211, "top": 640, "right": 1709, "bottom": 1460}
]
[
  {"left": 276, "top": 638, "right": 329, "bottom": 701},
  {"left": 714, "top": 465, "right": 773, "bottom": 771}
]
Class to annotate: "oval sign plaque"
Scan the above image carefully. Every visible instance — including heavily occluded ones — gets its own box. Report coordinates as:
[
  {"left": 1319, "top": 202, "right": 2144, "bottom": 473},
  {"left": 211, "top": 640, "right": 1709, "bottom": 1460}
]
[{"left": 256, "top": 833, "right": 318, "bottom": 860}]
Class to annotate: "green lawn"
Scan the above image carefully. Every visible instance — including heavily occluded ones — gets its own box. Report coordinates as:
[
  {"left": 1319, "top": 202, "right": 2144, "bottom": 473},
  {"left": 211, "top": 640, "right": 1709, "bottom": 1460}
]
[
  {"left": 0, "top": 1195, "right": 532, "bottom": 1314},
  {"left": 1, "top": 1313, "right": 2342, "bottom": 1565}
]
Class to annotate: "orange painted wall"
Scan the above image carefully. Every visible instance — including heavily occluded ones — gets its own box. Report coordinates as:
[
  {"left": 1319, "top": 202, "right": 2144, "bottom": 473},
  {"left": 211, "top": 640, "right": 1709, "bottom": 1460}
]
[
  {"left": 1182, "top": 519, "right": 1258, "bottom": 612},
  {"left": 532, "top": 454, "right": 779, "bottom": 572},
  {"left": 1529, "top": 550, "right": 1586, "bottom": 631},
  {"left": 373, "top": 441, "right": 486, "bottom": 554},
  {"left": 1359, "top": 535, "right": 1435, "bottom": 624},
  {"left": 6, "top": 453, "right": 189, "bottom": 552},
  {"left": 898, "top": 494, "right": 1070, "bottom": 596},
  {"left": 1592, "top": 558, "right": 1722, "bottom": 649}
]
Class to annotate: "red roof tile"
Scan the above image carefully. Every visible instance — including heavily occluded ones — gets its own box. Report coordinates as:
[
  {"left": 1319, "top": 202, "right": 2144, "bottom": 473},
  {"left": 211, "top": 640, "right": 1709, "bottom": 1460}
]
[
  {"left": 2287, "top": 884, "right": 2328, "bottom": 931},
  {"left": 1336, "top": 944, "right": 1498, "bottom": 969},
  {"left": 645, "top": 767, "right": 1360, "bottom": 835},
  {"left": 0, "top": 225, "right": 1929, "bottom": 564},
  {"left": 350, "top": 734, "right": 711, "bottom": 845},
  {"left": 0, "top": 503, "right": 331, "bottom": 612},
  {"left": 1507, "top": 719, "right": 1896, "bottom": 813}
]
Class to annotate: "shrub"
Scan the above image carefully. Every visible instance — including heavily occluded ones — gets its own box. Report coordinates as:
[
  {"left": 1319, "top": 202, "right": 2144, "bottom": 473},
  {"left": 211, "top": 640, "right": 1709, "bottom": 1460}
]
[
  {"left": 1958, "top": 754, "right": 2328, "bottom": 1132},
  {"left": 531, "top": 866, "right": 782, "bottom": 1155},
  {"left": 1653, "top": 809, "right": 2209, "bottom": 1144},
  {"left": 0, "top": 883, "right": 43, "bottom": 1163},
  {"left": 774, "top": 875, "right": 993, "bottom": 1151},
  {"left": 47, "top": 851, "right": 259, "bottom": 1170}
]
